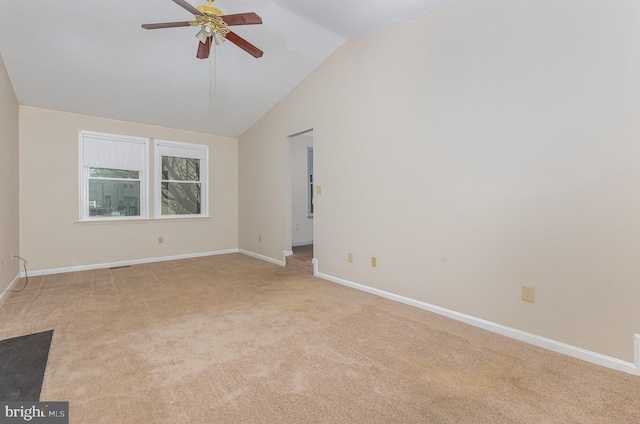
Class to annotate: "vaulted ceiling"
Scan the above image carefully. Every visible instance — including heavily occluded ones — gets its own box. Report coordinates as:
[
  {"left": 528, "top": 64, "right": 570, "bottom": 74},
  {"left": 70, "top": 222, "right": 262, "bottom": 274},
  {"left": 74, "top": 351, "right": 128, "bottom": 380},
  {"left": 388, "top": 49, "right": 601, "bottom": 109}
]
[{"left": 0, "top": 0, "right": 470, "bottom": 136}]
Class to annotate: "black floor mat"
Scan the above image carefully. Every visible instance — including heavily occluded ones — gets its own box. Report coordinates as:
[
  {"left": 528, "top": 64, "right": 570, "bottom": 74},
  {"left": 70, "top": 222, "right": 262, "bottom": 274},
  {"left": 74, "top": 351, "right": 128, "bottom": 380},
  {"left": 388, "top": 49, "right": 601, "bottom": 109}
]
[{"left": 0, "top": 330, "right": 53, "bottom": 401}]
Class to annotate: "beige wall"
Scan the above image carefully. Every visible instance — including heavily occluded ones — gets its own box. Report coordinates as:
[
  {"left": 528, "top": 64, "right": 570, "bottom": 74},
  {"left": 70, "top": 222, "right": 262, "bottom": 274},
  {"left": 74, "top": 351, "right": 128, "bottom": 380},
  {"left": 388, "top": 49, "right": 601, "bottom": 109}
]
[
  {"left": 19, "top": 107, "right": 238, "bottom": 272},
  {"left": 0, "top": 54, "right": 20, "bottom": 291},
  {"left": 239, "top": 0, "right": 640, "bottom": 363}
]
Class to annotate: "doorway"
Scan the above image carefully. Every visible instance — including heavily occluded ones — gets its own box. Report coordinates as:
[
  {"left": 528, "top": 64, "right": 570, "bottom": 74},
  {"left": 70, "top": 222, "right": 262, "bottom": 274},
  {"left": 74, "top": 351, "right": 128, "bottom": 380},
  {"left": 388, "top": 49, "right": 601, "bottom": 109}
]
[{"left": 287, "top": 130, "right": 314, "bottom": 265}]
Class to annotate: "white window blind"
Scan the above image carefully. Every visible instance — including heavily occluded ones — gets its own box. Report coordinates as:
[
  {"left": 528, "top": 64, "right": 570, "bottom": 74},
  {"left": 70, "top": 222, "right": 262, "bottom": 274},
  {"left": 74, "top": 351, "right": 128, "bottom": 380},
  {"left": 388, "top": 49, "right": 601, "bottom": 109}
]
[
  {"left": 78, "top": 130, "right": 149, "bottom": 221},
  {"left": 155, "top": 143, "right": 207, "bottom": 161},
  {"left": 81, "top": 132, "right": 146, "bottom": 171}
]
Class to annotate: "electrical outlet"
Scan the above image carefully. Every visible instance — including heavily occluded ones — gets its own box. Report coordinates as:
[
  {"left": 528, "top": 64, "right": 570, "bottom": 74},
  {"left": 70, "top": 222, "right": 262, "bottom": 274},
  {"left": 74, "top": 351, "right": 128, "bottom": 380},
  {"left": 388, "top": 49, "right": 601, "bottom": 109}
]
[
  {"left": 348, "top": 253, "right": 353, "bottom": 263},
  {"left": 371, "top": 257, "right": 377, "bottom": 267},
  {"left": 157, "top": 236, "right": 164, "bottom": 244},
  {"left": 522, "top": 286, "right": 535, "bottom": 302}
]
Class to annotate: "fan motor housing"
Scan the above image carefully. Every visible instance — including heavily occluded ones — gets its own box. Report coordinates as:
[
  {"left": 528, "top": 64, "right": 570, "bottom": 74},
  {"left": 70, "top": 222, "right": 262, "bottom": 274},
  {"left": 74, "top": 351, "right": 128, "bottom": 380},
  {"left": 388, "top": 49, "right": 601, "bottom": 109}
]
[{"left": 197, "top": 4, "right": 223, "bottom": 16}]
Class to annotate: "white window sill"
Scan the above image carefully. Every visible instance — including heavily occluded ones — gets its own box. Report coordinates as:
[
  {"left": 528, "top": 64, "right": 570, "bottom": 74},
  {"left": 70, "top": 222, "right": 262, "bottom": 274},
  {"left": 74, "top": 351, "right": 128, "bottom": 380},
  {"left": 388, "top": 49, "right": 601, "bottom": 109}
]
[{"left": 76, "top": 216, "right": 211, "bottom": 224}]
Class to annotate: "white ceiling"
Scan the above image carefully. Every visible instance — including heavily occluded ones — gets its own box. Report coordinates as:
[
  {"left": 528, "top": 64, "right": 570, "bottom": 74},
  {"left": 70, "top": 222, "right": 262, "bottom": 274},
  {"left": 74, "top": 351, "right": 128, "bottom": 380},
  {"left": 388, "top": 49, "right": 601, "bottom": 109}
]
[{"left": 0, "top": 0, "right": 469, "bottom": 137}]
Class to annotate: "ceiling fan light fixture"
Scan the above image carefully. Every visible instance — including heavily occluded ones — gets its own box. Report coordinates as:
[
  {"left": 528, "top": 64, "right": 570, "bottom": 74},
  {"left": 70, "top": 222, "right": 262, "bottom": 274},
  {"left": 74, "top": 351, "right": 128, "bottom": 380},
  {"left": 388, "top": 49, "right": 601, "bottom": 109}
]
[
  {"left": 212, "top": 30, "right": 226, "bottom": 45},
  {"left": 195, "top": 31, "right": 207, "bottom": 43},
  {"left": 195, "top": 23, "right": 213, "bottom": 43}
]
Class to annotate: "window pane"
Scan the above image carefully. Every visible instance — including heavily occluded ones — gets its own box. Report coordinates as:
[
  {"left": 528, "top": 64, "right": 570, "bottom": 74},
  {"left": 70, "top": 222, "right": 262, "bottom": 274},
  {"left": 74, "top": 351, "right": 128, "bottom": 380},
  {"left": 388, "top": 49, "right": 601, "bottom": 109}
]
[
  {"left": 161, "top": 182, "right": 201, "bottom": 215},
  {"left": 162, "top": 156, "right": 200, "bottom": 182},
  {"left": 88, "top": 179, "right": 140, "bottom": 217},
  {"left": 89, "top": 168, "right": 139, "bottom": 179}
]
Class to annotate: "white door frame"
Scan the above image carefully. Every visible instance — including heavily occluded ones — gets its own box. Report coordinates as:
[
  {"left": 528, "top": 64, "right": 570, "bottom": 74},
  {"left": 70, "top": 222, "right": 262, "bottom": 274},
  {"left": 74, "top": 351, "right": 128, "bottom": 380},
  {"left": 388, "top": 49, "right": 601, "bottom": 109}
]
[{"left": 284, "top": 129, "right": 314, "bottom": 258}]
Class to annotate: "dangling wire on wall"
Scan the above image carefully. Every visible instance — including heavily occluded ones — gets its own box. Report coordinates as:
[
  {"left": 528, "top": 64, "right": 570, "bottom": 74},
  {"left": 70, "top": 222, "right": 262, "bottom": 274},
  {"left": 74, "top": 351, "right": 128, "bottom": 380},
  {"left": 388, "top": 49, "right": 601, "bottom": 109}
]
[{"left": 6, "top": 256, "right": 29, "bottom": 293}]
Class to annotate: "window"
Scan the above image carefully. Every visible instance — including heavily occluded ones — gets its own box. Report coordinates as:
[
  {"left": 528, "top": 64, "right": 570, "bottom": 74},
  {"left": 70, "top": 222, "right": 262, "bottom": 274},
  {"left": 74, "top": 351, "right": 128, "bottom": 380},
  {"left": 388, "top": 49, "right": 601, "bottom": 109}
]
[
  {"left": 78, "top": 131, "right": 149, "bottom": 221},
  {"left": 154, "top": 140, "right": 208, "bottom": 218}
]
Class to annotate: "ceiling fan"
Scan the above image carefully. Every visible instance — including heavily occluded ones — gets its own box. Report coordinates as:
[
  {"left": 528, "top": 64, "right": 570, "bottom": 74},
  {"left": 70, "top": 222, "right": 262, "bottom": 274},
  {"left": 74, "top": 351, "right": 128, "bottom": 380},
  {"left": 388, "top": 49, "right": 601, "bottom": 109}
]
[{"left": 142, "top": 0, "right": 263, "bottom": 59}]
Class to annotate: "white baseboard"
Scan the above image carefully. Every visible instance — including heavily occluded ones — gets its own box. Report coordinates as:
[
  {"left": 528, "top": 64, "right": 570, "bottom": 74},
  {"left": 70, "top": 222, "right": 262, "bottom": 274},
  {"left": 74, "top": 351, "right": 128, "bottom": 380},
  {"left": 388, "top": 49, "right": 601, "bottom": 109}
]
[
  {"left": 0, "top": 272, "right": 23, "bottom": 305},
  {"left": 283, "top": 250, "right": 293, "bottom": 257},
  {"left": 22, "top": 249, "right": 240, "bottom": 277},
  {"left": 292, "top": 241, "right": 313, "bottom": 247},
  {"left": 314, "top": 264, "right": 639, "bottom": 377},
  {"left": 636, "top": 334, "right": 640, "bottom": 372},
  {"left": 18, "top": 250, "right": 636, "bottom": 376},
  {"left": 239, "top": 250, "right": 286, "bottom": 267}
]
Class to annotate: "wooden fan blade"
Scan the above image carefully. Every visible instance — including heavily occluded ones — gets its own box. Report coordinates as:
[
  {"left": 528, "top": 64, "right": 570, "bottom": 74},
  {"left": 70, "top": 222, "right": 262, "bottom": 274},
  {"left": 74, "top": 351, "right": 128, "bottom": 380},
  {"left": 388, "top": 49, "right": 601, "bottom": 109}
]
[
  {"left": 222, "top": 12, "right": 262, "bottom": 26},
  {"left": 172, "top": 0, "right": 204, "bottom": 16},
  {"left": 225, "top": 31, "right": 263, "bottom": 58},
  {"left": 196, "top": 37, "right": 212, "bottom": 59},
  {"left": 141, "top": 21, "right": 193, "bottom": 29}
]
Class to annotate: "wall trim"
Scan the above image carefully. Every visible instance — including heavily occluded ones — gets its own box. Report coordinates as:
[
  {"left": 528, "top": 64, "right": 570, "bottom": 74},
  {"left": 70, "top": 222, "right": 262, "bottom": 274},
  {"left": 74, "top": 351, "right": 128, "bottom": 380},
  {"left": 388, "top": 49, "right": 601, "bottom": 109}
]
[
  {"left": 22, "top": 249, "right": 240, "bottom": 277},
  {"left": 0, "top": 272, "right": 23, "bottom": 306},
  {"left": 314, "top": 265, "right": 640, "bottom": 377},
  {"left": 283, "top": 250, "right": 293, "bottom": 257},
  {"left": 239, "top": 250, "right": 286, "bottom": 267},
  {"left": 292, "top": 242, "right": 313, "bottom": 247},
  {"left": 635, "top": 334, "right": 640, "bottom": 372}
]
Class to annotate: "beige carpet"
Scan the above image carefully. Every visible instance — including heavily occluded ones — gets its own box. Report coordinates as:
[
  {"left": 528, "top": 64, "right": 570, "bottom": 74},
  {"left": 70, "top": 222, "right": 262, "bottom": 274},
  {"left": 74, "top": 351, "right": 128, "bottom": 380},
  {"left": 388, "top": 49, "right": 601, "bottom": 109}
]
[
  {"left": 286, "top": 244, "right": 314, "bottom": 275},
  {"left": 1, "top": 253, "right": 639, "bottom": 423}
]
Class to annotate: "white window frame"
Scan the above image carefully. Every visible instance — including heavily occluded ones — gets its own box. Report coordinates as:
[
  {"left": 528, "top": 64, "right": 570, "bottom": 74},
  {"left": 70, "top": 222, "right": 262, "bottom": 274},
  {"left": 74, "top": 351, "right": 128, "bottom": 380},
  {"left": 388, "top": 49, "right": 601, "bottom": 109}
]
[
  {"left": 307, "top": 147, "right": 314, "bottom": 218},
  {"left": 78, "top": 130, "right": 149, "bottom": 222},
  {"left": 154, "top": 139, "right": 209, "bottom": 219}
]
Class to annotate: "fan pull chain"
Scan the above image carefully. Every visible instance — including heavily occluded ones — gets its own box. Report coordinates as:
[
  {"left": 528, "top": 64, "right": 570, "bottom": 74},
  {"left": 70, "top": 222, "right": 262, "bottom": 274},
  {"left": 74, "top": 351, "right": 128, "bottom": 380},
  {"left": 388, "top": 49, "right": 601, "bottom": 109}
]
[{"left": 209, "top": 43, "right": 217, "bottom": 102}]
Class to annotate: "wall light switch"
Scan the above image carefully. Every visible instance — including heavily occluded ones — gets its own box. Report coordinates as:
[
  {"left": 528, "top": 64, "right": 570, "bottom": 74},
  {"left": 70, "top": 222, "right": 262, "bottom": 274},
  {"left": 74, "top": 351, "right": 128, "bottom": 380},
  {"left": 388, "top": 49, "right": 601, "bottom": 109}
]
[
  {"left": 0, "top": 260, "right": 3, "bottom": 271},
  {"left": 371, "top": 257, "right": 377, "bottom": 267},
  {"left": 157, "top": 236, "right": 164, "bottom": 244},
  {"left": 348, "top": 253, "right": 353, "bottom": 263},
  {"left": 316, "top": 185, "right": 322, "bottom": 195}
]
